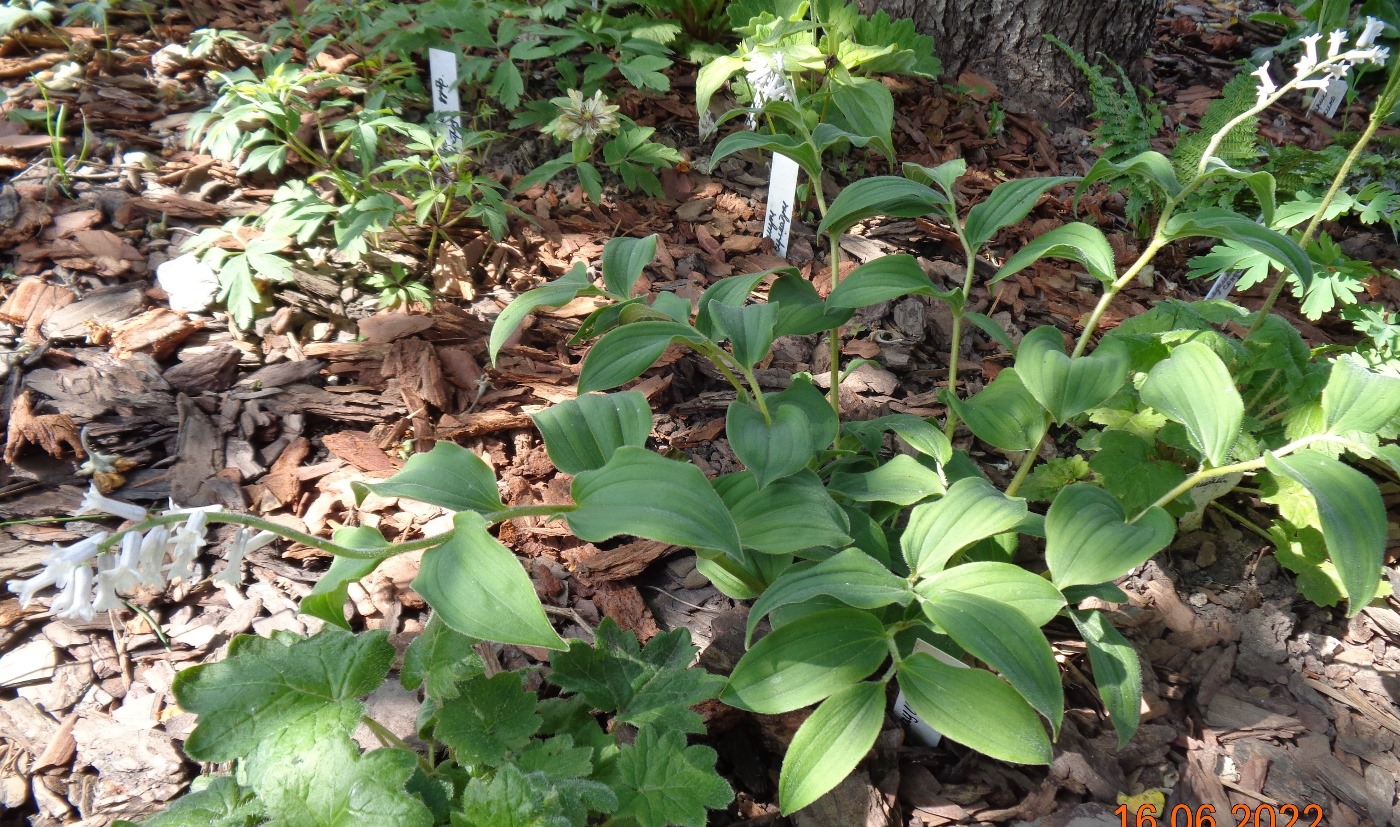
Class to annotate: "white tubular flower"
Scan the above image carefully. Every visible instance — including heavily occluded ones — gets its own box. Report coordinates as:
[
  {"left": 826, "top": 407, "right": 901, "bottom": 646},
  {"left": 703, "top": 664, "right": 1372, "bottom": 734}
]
[
  {"left": 164, "top": 510, "right": 211, "bottom": 584},
  {"left": 1253, "top": 61, "right": 1277, "bottom": 105},
  {"left": 1297, "top": 78, "right": 1331, "bottom": 90},
  {"left": 77, "top": 483, "right": 148, "bottom": 523},
  {"left": 1358, "top": 16, "right": 1387, "bottom": 48},
  {"left": 50, "top": 564, "right": 96, "bottom": 622},
  {"left": 1370, "top": 45, "right": 1391, "bottom": 65},
  {"left": 213, "top": 528, "right": 276, "bottom": 586},
  {"left": 6, "top": 533, "right": 106, "bottom": 608},
  {"left": 1328, "top": 29, "right": 1348, "bottom": 59},
  {"left": 93, "top": 556, "right": 126, "bottom": 614},
  {"left": 1296, "top": 33, "right": 1323, "bottom": 76},
  {"left": 93, "top": 531, "right": 144, "bottom": 612},
  {"left": 1324, "top": 60, "right": 1354, "bottom": 78},
  {"left": 135, "top": 525, "right": 171, "bottom": 588}
]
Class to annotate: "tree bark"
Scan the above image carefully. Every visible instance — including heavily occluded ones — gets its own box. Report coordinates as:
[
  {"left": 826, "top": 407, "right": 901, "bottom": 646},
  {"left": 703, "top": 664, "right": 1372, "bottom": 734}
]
[{"left": 858, "top": 0, "right": 1163, "bottom": 124}]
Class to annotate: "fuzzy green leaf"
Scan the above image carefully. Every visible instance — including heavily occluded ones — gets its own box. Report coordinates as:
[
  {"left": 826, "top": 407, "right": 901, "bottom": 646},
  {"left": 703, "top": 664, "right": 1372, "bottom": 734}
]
[
  {"left": 818, "top": 177, "right": 949, "bottom": 238},
  {"left": 401, "top": 613, "right": 484, "bottom": 699},
  {"left": 964, "top": 176, "right": 1079, "bottom": 251},
  {"left": 992, "top": 222, "right": 1118, "bottom": 288},
  {"left": 918, "top": 562, "right": 1066, "bottom": 627},
  {"left": 173, "top": 628, "right": 394, "bottom": 763},
  {"left": 548, "top": 618, "right": 724, "bottom": 733},
  {"left": 746, "top": 548, "right": 912, "bottom": 645},
  {"left": 254, "top": 735, "right": 430, "bottom": 827},
  {"left": 120, "top": 777, "right": 259, "bottom": 827},
  {"left": 612, "top": 727, "right": 733, "bottom": 827},
  {"left": 435, "top": 671, "right": 541, "bottom": 765}
]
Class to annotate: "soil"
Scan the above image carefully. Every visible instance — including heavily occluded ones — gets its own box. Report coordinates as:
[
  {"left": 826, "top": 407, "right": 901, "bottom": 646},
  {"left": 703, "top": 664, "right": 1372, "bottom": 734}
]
[{"left": 2, "top": 1, "right": 1400, "bottom": 825}]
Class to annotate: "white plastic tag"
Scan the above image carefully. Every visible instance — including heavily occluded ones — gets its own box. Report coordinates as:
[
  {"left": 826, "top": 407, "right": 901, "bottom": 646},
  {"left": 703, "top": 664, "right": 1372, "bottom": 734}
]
[
  {"left": 763, "top": 153, "right": 800, "bottom": 258},
  {"left": 1310, "top": 76, "right": 1348, "bottom": 118},
  {"left": 893, "top": 641, "right": 969, "bottom": 748},
  {"left": 1203, "top": 269, "right": 1243, "bottom": 301},
  {"left": 428, "top": 48, "right": 463, "bottom": 152}
]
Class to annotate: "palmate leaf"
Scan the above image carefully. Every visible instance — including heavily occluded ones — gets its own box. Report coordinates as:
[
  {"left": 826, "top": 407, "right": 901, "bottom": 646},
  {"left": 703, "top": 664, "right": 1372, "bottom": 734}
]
[
  {"left": 114, "top": 777, "right": 259, "bottom": 827},
  {"left": 173, "top": 628, "right": 394, "bottom": 763},
  {"left": 610, "top": 727, "right": 732, "bottom": 827},
  {"left": 548, "top": 618, "right": 724, "bottom": 733},
  {"left": 434, "top": 671, "right": 541, "bottom": 765},
  {"left": 253, "top": 733, "right": 431, "bottom": 827}
]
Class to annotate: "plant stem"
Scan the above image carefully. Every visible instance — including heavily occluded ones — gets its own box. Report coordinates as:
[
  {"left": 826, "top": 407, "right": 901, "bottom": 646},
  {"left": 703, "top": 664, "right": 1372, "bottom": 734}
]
[
  {"left": 942, "top": 222, "right": 979, "bottom": 439},
  {"left": 97, "top": 511, "right": 454, "bottom": 560},
  {"left": 1134, "top": 433, "right": 1334, "bottom": 519},
  {"left": 826, "top": 230, "right": 842, "bottom": 416}
]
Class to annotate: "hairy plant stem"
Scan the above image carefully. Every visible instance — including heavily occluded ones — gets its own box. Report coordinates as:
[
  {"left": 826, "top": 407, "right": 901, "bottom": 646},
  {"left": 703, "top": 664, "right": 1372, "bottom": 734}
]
[
  {"left": 1207, "top": 500, "right": 1276, "bottom": 543},
  {"left": 361, "top": 716, "right": 434, "bottom": 773},
  {"left": 1248, "top": 57, "right": 1400, "bottom": 333},
  {"left": 1133, "top": 433, "right": 1337, "bottom": 519},
  {"left": 826, "top": 230, "right": 842, "bottom": 417}
]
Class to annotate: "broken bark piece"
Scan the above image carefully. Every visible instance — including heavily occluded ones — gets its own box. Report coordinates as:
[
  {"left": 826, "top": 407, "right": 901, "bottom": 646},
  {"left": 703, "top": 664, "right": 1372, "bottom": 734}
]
[
  {"left": 0, "top": 278, "right": 75, "bottom": 328},
  {"left": 359, "top": 313, "right": 435, "bottom": 344},
  {"left": 162, "top": 345, "right": 242, "bottom": 395},
  {"left": 39, "top": 284, "right": 146, "bottom": 341},
  {"left": 384, "top": 338, "right": 450, "bottom": 413},
  {"left": 575, "top": 540, "right": 676, "bottom": 583},
  {"left": 4, "top": 390, "right": 84, "bottom": 464},
  {"left": 236, "top": 359, "right": 325, "bottom": 390},
  {"left": 107, "top": 308, "right": 202, "bottom": 360},
  {"left": 433, "top": 409, "right": 533, "bottom": 438},
  {"left": 322, "top": 430, "right": 400, "bottom": 475},
  {"left": 168, "top": 393, "right": 231, "bottom": 508},
  {"left": 592, "top": 582, "right": 659, "bottom": 641},
  {"left": 24, "top": 349, "right": 173, "bottom": 420}
]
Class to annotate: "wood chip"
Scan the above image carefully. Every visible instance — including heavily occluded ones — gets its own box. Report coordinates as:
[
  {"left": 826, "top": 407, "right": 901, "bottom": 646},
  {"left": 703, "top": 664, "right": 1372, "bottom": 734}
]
[
  {"left": 0, "top": 278, "right": 75, "bottom": 327},
  {"left": 4, "top": 390, "right": 83, "bottom": 464}
]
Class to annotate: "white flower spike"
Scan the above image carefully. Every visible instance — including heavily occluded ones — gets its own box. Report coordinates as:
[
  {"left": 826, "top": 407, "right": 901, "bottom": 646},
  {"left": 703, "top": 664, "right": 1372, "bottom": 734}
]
[
  {"left": 6, "top": 533, "right": 106, "bottom": 609},
  {"left": 77, "top": 483, "right": 148, "bottom": 523}
]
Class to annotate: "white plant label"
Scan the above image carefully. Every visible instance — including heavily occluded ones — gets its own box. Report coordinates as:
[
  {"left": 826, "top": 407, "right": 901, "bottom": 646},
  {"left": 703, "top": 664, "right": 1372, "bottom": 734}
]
[
  {"left": 1203, "top": 269, "right": 1244, "bottom": 301},
  {"left": 428, "top": 48, "right": 464, "bottom": 152},
  {"left": 893, "top": 641, "right": 969, "bottom": 748},
  {"left": 1310, "top": 76, "right": 1348, "bottom": 119},
  {"left": 762, "top": 152, "right": 800, "bottom": 258}
]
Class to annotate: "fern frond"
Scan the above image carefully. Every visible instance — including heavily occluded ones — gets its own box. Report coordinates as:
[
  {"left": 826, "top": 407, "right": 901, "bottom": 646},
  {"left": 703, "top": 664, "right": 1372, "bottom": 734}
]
[{"left": 1172, "top": 70, "right": 1260, "bottom": 180}]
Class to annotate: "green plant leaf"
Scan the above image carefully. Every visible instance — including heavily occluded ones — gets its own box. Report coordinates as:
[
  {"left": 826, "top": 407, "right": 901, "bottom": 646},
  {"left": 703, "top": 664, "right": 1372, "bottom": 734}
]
[
  {"left": 1265, "top": 450, "right": 1386, "bottom": 615},
  {"left": 458, "top": 764, "right": 613, "bottom": 827},
  {"left": 1139, "top": 341, "right": 1243, "bottom": 467},
  {"left": 723, "top": 609, "right": 888, "bottom": 714},
  {"left": 918, "top": 562, "right": 1066, "bottom": 627},
  {"left": 532, "top": 390, "right": 653, "bottom": 475},
  {"left": 696, "top": 54, "right": 745, "bottom": 119},
  {"left": 435, "top": 670, "right": 541, "bottom": 765},
  {"left": 400, "top": 613, "right": 484, "bottom": 699},
  {"left": 919, "top": 590, "right": 1063, "bottom": 733},
  {"left": 744, "top": 549, "right": 908, "bottom": 647},
  {"left": 173, "top": 628, "right": 394, "bottom": 762},
  {"left": 827, "top": 453, "right": 945, "bottom": 505},
  {"left": 1044, "top": 484, "right": 1176, "bottom": 588},
  {"left": 579, "top": 321, "right": 706, "bottom": 393},
  {"left": 1163, "top": 208, "right": 1312, "bottom": 290},
  {"left": 1322, "top": 353, "right": 1400, "bottom": 435},
  {"left": 1200, "top": 158, "right": 1277, "bottom": 226},
  {"left": 818, "top": 177, "right": 948, "bottom": 238},
  {"left": 826, "top": 255, "right": 937, "bottom": 309},
  {"left": 489, "top": 262, "right": 593, "bottom": 365},
  {"left": 779, "top": 680, "right": 886, "bottom": 815},
  {"left": 830, "top": 77, "right": 894, "bottom": 161},
  {"left": 549, "top": 618, "right": 725, "bottom": 733},
  {"left": 771, "top": 270, "right": 855, "bottom": 336},
  {"left": 1014, "top": 325, "right": 1130, "bottom": 424},
  {"left": 1069, "top": 608, "right": 1141, "bottom": 746},
  {"left": 696, "top": 270, "right": 775, "bottom": 340},
  {"left": 903, "top": 158, "right": 966, "bottom": 198},
  {"left": 709, "top": 131, "right": 821, "bottom": 180},
  {"left": 354, "top": 440, "right": 504, "bottom": 516},
  {"left": 611, "top": 727, "right": 733, "bottom": 827},
  {"left": 1078, "top": 150, "right": 1181, "bottom": 201},
  {"left": 119, "top": 776, "right": 258, "bottom": 827},
  {"left": 570, "top": 446, "right": 743, "bottom": 557},
  {"left": 301, "top": 527, "right": 384, "bottom": 629},
  {"left": 963, "top": 176, "right": 1079, "bottom": 251},
  {"left": 943, "top": 368, "right": 1046, "bottom": 452},
  {"left": 901, "top": 476, "right": 1028, "bottom": 577},
  {"left": 710, "top": 301, "right": 777, "bottom": 368},
  {"left": 413, "top": 511, "right": 566, "bottom": 650},
  {"left": 844, "top": 414, "right": 952, "bottom": 465},
  {"left": 726, "top": 399, "right": 814, "bottom": 488},
  {"left": 602, "top": 234, "right": 658, "bottom": 298},
  {"left": 253, "top": 735, "right": 431, "bottom": 827},
  {"left": 896, "top": 653, "right": 1052, "bottom": 764},
  {"left": 716, "top": 470, "right": 851, "bottom": 556},
  {"left": 991, "top": 222, "right": 1118, "bottom": 288}
]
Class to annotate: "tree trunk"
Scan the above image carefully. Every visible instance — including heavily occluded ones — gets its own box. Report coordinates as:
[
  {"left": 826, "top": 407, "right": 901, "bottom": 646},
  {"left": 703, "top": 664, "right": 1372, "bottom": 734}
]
[{"left": 857, "top": 0, "right": 1164, "bottom": 124}]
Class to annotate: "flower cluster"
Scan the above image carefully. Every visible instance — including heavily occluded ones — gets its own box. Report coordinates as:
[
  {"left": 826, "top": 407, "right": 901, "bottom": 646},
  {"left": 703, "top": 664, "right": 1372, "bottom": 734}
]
[
  {"left": 1253, "top": 17, "right": 1391, "bottom": 106},
  {"left": 5, "top": 485, "right": 274, "bottom": 622},
  {"left": 744, "top": 51, "right": 795, "bottom": 129},
  {"left": 542, "top": 89, "right": 620, "bottom": 143}
]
